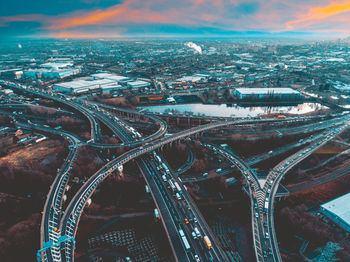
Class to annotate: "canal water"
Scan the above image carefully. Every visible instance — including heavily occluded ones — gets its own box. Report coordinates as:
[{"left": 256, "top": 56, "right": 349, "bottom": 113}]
[{"left": 139, "top": 103, "right": 327, "bottom": 118}]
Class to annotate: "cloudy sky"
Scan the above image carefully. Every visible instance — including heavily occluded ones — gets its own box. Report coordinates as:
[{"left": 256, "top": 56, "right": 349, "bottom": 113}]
[{"left": 1, "top": 0, "right": 350, "bottom": 38}]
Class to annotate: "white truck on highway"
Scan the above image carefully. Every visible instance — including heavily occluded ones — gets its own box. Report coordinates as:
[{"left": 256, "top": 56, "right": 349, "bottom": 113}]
[
  {"left": 264, "top": 201, "right": 269, "bottom": 212},
  {"left": 174, "top": 182, "right": 182, "bottom": 194},
  {"left": 179, "top": 228, "right": 191, "bottom": 251},
  {"left": 154, "top": 208, "right": 160, "bottom": 219},
  {"left": 162, "top": 163, "right": 170, "bottom": 173},
  {"left": 168, "top": 180, "right": 176, "bottom": 191}
]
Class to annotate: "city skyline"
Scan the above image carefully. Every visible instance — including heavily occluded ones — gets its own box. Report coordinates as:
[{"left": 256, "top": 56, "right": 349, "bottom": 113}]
[{"left": 1, "top": 0, "right": 350, "bottom": 39}]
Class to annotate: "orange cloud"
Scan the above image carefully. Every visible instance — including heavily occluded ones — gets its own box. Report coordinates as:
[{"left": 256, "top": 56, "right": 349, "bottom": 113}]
[
  {"left": 3, "top": 0, "right": 349, "bottom": 37},
  {"left": 47, "top": 0, "right": 194, "bottom": 30},
  {"left": 286, "top": 0, "right": 350, "bottom": 29},
  {"left": 49, "top": 30, "right": 123, "bottom": 38},
  {"left": 0, "top": 14, "right": 47, "bottom": 26},
  {"left": 48, "top": 3, "right": 128, "bottom": 29}
]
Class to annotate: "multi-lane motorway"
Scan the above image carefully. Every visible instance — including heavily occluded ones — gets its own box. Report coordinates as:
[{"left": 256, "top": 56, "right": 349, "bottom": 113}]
[
  {"left": 200, "top": 114, "right": 350, "bottom": 262},
  {"left": 56, "top": 118, "right": 255, "bottom": 262},
  {"left": 85, "top": 105, "right": 227, "bottom": 261},
  {"left": 51, "top": 103, "right": 233, "bottom": 262},
  {"left": 262, "top": 121, "right": 350, "bottom": 262},
  {"left": 156, "top": 154, "right": 228, "bottom": 261},
  {"left": 202, "top": 143, "right": 266, "bottom": 261},
  {"left": 3, "top": 80, "right": 350, "bottom": 262},
  {"left": 13, "top": 120, "right": 82, "bottom": 262}
]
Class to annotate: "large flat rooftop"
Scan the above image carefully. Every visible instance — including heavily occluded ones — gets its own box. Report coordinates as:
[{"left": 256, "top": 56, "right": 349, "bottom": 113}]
[
  {"left": 321, "top": 192, "right": 350, "bottom": 226},
  {"left": 92, "top": 73, "right": 129, "bottom": 81},
  {"left": 235, "top": 87, "right": 300, "bottom": 95},
  {"left": 55, "top": 79, "right": 115, "bottom": 89}
]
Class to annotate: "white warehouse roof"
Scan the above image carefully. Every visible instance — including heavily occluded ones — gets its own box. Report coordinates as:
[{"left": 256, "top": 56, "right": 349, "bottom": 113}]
[
  {"left": 177, "top": 76, "right": 203, "bottom": 82},
  {"left": 100, "top": 83, "right": 123, "bottom": 90},
  {"left": 321, "top": 192, "right": 350, "bottom": 226},
  {"left": 235, "top": 88, "right": 300, "bottom": 95},
  {"left": 92, "top": 73, "right": 129, "bottom": 82},
  {"left": 56, "top": 79, "right": 115, "bottom": 89},
  {"left": 127, "top": 80, "right": 150, "bottom": 87},
  {"left": 41, "top": 62, "right": 73, "bottom": 69},
  {"left": 91, "top": 73, "right": 113, "bottom": 78}
]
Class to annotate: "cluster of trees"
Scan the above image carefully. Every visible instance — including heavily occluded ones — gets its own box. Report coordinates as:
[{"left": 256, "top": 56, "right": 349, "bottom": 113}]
[
  {"left": 0, "top": 140, "right": 67, "bottom": 196},
  {"left": 48, "top": 116, "right": 85, "bottom": 131},
  {"left": 160, "top": 140, "right": 216, "bottom": 173},
  {"left": 47, "top": 116, "right": 90, "bottom": 140},
  {"left": 226, "top": 134, "right": 301, "bottom": 159},
  {"left": 0, "top": 115, "right": 13, "bottom": 127},
  {"left": 0, "top": 136, "right": 15, "bottom": 157},
  {"left": 88, "top": 179, "right": 147, "bottom": 213},
  {"left": 191, "top": 159, "right": 212, "bottom": 173},
  {"left": 93, "top": 96, "right": 135, "bottom": 110},
  {"left": 0, "top": 213, "right": 40, "bottom": 262},
  {"left": 160, "top": 142, "right": 188, "bottom": 170},
  {"left": 278, "top": 204, "right": 350, "bottom": 261},
  {"left": 0, "top": 139, "right": 69, "bottom": 261},
  {"left": 188, "top": 141, "right": 218, "bottom": 173},
  {"left": 71, "top": 147, "right": 103, "bottom": 179},
  {"left": 102, "top": 135, "right": 121, "bottom": 145},
  {"left": 28, "top": 105, "right": 56, "bottom": 117}
]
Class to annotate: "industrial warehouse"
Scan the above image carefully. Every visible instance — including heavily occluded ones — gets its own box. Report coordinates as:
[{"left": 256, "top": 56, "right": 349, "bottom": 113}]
[
  {"left": 54, "top": 73, "right": 150, "bottom": 95},
  {"left": 320, "top": 192, "right": 350, "bottom": 233},
  {"left": 54, "top": 78, "right": 123, "bottom": 95},
  {"left": 234, "top": 87, "right": 302, "bottom": 101}
]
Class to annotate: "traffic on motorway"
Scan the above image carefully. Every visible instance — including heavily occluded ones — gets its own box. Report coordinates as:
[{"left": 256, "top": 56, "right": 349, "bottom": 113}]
[{"left": 2, "top": 79, "right": 350, "bottom": 262}]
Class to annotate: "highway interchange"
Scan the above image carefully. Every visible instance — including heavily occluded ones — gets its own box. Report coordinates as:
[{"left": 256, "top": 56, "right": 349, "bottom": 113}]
[
  {"left": 1, "top": 80, "right": 350, "bottom": 262},
  {"left": 202, "top": 118, "right": 350, "bottom": 261}
]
